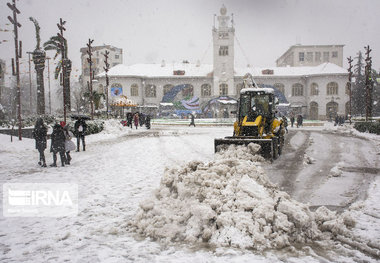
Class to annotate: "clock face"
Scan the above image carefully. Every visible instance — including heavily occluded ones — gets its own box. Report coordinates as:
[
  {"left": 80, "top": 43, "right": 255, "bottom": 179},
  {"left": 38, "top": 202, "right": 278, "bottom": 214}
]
[{"left": 221, "top": 21, "right": 226, "bottom": 27}]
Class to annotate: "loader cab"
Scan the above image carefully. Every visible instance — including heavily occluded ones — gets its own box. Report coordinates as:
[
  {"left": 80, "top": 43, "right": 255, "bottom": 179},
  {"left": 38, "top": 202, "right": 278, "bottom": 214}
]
[{"left": 238, "top": 88, "right": 276, "bottom": 121}]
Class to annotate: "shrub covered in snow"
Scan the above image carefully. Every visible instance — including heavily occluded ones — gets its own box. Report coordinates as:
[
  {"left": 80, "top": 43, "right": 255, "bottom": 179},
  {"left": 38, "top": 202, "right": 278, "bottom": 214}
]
[{"left": 130, "top": 143, "right": 356, "bottom": 251}]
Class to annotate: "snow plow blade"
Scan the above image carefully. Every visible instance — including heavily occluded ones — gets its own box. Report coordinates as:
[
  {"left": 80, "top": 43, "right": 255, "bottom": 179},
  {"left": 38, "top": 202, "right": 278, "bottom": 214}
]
[{"left": 214, "top": 137, "right": 276, "bottom": 160}]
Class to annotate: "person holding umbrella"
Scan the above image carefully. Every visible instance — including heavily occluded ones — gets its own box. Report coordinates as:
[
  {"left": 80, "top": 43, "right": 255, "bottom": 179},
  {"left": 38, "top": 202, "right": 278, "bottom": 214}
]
[{"left": 74, "top": 117, "right": 87, "bottom": 151}]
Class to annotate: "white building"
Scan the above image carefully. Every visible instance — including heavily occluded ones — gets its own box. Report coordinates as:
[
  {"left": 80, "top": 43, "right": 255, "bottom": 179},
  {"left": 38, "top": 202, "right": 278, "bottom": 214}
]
[
  {"left": 80, "top": 45, "right": 123, "bottom": 88},
  {"left": 97, "top": 6, "right": 349, "bottom": 120}
]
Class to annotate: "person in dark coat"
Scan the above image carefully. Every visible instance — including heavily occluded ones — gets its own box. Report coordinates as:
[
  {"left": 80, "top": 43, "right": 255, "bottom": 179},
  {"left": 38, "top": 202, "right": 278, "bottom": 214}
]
[
  {"left": 32, "top": 118, "right": 47, "bottom": 167},
  {"left": 62, "top": 123, "right": 75, "bottom": 165},
  {"left": 296, "top": 114, "right": 303, "bottom": 128},
  {"left": 282, "top": 115, "right": 288, "bottom": 133},
  {"left": 189, "top": 114, "right": 195, "bottom": 127},
  {"left": 50, "top": 123, "right": 66, "bottom": 167},
  {"left": 290, "top": 112, "right": 295, "bottom": 127},
  {"left": 126, "top": 112, "right": 133, "bottom": 129},
  {"left": 74, "top": 118, "right": 87, "bottom": 151},
  {"left": 145, "top": 115, "right": 151, "bottom": 129}
]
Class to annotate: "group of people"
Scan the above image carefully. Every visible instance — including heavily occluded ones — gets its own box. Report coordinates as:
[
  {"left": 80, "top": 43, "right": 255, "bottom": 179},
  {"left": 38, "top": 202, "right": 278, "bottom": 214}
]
[
  {"left": 32, "top": 118, "right": 87, "bottom": 167},
  {"left": 126, "top": 112, "right": 151, "bottom": 129},
  {"left": 334, "top": 115, "right": 346, "bottom": 126},
  {"left": 289, "top": 113, "right": 303, "bottom": 128}
]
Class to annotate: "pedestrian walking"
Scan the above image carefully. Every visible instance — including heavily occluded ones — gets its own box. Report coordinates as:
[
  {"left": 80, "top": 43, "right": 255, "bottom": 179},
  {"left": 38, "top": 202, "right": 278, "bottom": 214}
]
[
  {"left": 74, "top": 118, "right": 87, "bottom": 151},
  {"left": 126, "top": 112, "right": 133, "bottom": 129},
  {"left": 290, "top": 112, "right": 295, "bottom": 128},
  {"left": 133, "top": 113, "right": 139, "bottom": 129},
  {"left": 189, "top": 114, "right": 196, "bottom": 127},
  {"left": 62, "top": 123, "right": 75, "bottom": 165},
  {"left": 145, "top": 115, "right": 151, "bottom": 129},
  {"left": 296, "top": 114, "right": 303, "bottom": 128},
  {"left": 32, "top": 118, "right": 47, "bottom": 167},
  {"left": 282, "top": 115, "right": 288, "bottom": 133},
  {"left": 50, "top": 123, "right": 66, "bottom": 167}
]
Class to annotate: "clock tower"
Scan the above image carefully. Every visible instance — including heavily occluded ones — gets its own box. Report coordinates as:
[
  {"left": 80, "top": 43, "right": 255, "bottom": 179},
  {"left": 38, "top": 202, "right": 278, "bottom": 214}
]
[{"left": 212, "top": 5, "right": 235, "bottom": 97}]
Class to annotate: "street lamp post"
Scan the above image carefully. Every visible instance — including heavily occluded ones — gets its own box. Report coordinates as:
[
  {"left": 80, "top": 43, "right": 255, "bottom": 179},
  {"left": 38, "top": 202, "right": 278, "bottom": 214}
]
[
  {"left": 86, "top": 39, "right": 94, "bottom": 120},
  {"left": 103, "top": 50, "right": 110, "bottom": 119},
  {"left": 46, "top": 57, "right": 51, "bottom": 114},
  {"left": 7, "top": 0, "right": 22, "bottom": 140}
]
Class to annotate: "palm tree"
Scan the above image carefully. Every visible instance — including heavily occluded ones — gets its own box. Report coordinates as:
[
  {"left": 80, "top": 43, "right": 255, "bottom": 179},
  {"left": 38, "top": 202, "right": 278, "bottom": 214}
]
[
  {"left": 43, "top": 35, "right": 72, "bottom": 111},
  {"left": 84, "top": 91, "right": 105, "bottom": 110},
  {"left": 29, "top": 17, "right": 46, "bottom": 115}
]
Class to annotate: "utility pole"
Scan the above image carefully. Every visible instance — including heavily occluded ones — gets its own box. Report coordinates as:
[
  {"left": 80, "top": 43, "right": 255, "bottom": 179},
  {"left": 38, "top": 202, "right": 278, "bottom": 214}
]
[
  {"left": 27, "top": 51, "right": 33, "bottom": 114},
  {"left": 57, "top": 18, "right": 67, "bottom": 122},
  {"left": 347, "top": 56, "right": 353, "bottom": 124},
  {"left": 7, "top": 0, "right": 22, "bottom": 141},
  {"left": 47, "top": 57, "right": 51, "bottom": 114},
  {"left": 103, "top": 50, "right": 110, "bottom": 119},
  {"left": 364, "top": 45, "right": 373, "bottom": 121},
  {"left": 86, "top": 39, "right": 94, "bottom": 120}
]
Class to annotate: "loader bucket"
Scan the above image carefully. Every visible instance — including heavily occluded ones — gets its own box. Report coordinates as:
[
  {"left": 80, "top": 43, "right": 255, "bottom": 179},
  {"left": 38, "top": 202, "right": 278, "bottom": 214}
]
[{"left": 214, "top": 137, "right": 277, "bottom": 160}]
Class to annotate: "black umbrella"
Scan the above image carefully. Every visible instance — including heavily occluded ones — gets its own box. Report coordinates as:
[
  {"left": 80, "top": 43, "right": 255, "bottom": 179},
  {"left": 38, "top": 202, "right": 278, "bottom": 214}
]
[{"left": 70, "top": 114, "right": 91, "bottom": 120}]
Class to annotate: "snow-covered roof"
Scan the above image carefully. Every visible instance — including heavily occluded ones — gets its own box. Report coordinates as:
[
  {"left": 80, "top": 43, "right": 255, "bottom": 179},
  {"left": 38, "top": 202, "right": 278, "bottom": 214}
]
[
  {"left": 240, "top": 88, "right": 274, "bottom": 94},
  {"left": 98, "top": 63, "right": 213, "bottom": 78},
  {"left": 97, "top": 62, "right": 347, "bottom": 79}
]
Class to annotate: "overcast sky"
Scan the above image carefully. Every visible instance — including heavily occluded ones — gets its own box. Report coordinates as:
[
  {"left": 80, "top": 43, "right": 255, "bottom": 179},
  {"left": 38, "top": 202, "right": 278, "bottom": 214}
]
[{"left": 1, "top": 0, "right": 379, "bottom": 80}]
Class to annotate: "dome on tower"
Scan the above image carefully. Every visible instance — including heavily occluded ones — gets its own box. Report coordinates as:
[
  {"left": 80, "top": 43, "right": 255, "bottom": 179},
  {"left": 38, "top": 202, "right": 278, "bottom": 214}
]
[{"left": 220, "top": 5, "right": 227, "bottom": 15}]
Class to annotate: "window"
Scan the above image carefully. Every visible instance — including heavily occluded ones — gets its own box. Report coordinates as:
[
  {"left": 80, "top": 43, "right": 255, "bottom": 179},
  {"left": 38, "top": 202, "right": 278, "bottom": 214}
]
[
  {"left": 182, "top": 85, "right": 194, "bottom": 97},
  {"left": 115, "top": 54, "right": 119, "bottom": 59},
  {"left": 274, "top": 83, "right": 285, "bottom": 95},
  {"left": 219, "top": 83, "right": 228, "bottom": 95},
  {"left": 332, "top": 51, "right": 338, "bottom": 58},
  {"left": 327, "top": 82, "right": 338, "bottom": 95},
  {"left": 323, "top": 52, "right": 329, "bottom": 62},
  {"left": 236, "top": 83, "right": 244, "bottom": 95},
  {"left": 306, "top": 52, "right": 313, "bottom": 62},
  {"left": 201, "top": 84, "right": 211, "bottom": 97},
  {"left": 163, "top": 84, "right": 173, "bottom": 95},
  {"left": 310, "top": 83, "right": 319, "bottom": 96},
  {"left": 131, "top": 84, "right": 139, "bottom": 96},
  {"left": 291, "top": 83, "right": 304, "bottom": 96},
  {"left": 219, "top": 46, "right": 228, "bottom": 56},
  {"left": 315, "top": 52, "right": 321, "bottom": 62},
  {"left": 299, "top": 52, "right": 304, "bottom": 62},
  {"left": 145, "top": 84, "right": 156, "bottom": 97}
]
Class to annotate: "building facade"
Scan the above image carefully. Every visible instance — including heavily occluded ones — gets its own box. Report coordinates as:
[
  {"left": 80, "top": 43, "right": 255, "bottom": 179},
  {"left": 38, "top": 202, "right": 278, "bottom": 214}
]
[
  {"left": 80, "top": 45, "right": 123, "bottom": 88},
  {"left": 276, "top": 45, "right": 344, "bottom": 67},
  {"left": 96, "top": 6, "right": 349, "bottom": 120}
]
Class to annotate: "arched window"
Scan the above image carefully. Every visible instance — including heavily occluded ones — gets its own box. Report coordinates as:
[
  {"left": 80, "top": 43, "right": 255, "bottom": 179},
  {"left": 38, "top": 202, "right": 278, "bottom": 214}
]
[
  {"left": 326, "top": 101, "right": 339, "bottom": 120},
  {"left": 310, "top": 83, "right": 319, "bottom": 96},
  {"left": 291, "top": 83, "right": 304, "bottom": 96},
  {"left": 327, "top": 82, "right": 338, "bottom": 95},
  {"left": 182, "top": 85, "right": 194, "bottom": 97},
  {"left": 236, "top": 83, "right": 244, "bottom": 95},
  {"left": 163, "top": 84, "right": 173, "bottom": 95},
  {"left": 201, "top": 84, "right": 211, "bottom": 97},
  {"left": 219, "top": 83, "right": 228, "bottom": 96},
  {"left": 111, "top": 83, "right": 123, "bottom": 96},
  {"left": 309, "top": 101, "right": 319, "bottom": 120},
  {"left": 130, "top": 83, "right": 139, "bottom": 97},
  {"left": 145, "top": 84, "right": 156, "bottom": 97}
]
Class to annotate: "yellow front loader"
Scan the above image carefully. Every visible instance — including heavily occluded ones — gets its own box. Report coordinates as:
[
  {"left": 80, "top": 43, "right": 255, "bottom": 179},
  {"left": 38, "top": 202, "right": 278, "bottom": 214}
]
[{"left": 214, "top": 81, "right": 285, "bottom": 161}]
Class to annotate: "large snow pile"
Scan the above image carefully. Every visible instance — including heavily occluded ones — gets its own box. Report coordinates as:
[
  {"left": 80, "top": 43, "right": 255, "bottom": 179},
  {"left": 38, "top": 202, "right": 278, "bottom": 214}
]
[{"left": 130, "top": 143, "right": 361, "bottom": 251}]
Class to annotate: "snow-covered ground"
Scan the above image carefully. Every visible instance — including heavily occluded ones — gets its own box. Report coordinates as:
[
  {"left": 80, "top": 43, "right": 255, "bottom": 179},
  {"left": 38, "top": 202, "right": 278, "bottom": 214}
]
[{"left": 0, "top": 120, "right": 379, "bottom": 262}]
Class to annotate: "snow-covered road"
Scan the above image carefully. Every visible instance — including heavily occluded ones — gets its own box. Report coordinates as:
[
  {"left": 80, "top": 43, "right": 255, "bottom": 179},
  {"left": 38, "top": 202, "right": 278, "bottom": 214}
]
[{"left": 0, "top": 121, "right": 379, "bottom": 262}]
